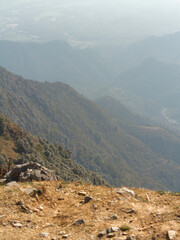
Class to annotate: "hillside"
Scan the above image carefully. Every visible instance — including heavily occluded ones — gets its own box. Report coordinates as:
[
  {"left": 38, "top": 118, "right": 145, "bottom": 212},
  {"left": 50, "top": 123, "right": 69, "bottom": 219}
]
[
  {"left": 0, "top": 114, "right": 107, "bottom": 186},
  {"left": 96, "top": 96, "right": 180, "bottom": 167},
  {"left": 104, "top": 31, "right": 180, "bottom": 73},
  {"left": 0, "top": 40, "right": 115, "bottom": 98},
  {"left": 0, "top": 66, "right": 180, "bottom": 191},
  {"left": 0, "top": 181, "right": 179, "bottom": 240},
  {"left": 126, "top": 126, "right": 180, "bottom": 167},
  {"left": 113, "top": 59, "right": 180, "bottom": 106},
  {"left": 106, "top": 59, "right": 180, "bottom": 129},
  {"left": 95, "top": 96, "right": 153, "bottom": 128}
]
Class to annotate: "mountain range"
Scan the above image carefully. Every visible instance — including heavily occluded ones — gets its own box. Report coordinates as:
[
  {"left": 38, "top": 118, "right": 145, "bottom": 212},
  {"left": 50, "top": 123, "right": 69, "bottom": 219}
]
[
  {"left": 107, "top": 58, "right": 180, "bottom": 129},
  {"left": 0, "top": 40, "right": 115, "bottom": 98},
  {"left": 0, "top": 66, "right": 180, "bottom": 191}
]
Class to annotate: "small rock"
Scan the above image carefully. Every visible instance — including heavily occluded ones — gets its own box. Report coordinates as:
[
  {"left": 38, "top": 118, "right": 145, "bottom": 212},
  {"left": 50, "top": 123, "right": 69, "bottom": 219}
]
[
  {"left": 58, "top": 197, "right": 64, "bottom": 201},
  {"left": 56, "top": 184, "right": 63, "bottom": 190},
  {"left": 116, "top": 187, "right": 135, "bottom": 197},
  {"left": 58, "top": 231, "right": 66, "bottom": 235},
  {"left": 78, "top": 191, "right": 87, "bottom": 196},
  {"left": 39, "top": 204, "right": 44, "bottom": 210},
  {"left": 127, "top": 235, "right": 137, "bottom": 240},
  {"left": 12, "top": 222, "right": 23, "bottom": 228},
  {"left": 106, "top": 228, "right": 112, "bottom": 234},
  {"left": 39, "top": 232, "right": 49, "bottom": 238},
  {"left": 6, "top": 181, "right": 19, "bottom": 187},
  {"left": 24, "top": 188, "right": 38, "bottom": 197},
  {"left": 20, "top": 205, "right": 30, "bottom": 213},
  {"left": 93, "top": 204, "right": 98, "bottom": 210},
  {"left": 97, "top": 230, "right": 107, "bottom": 238},
  {"left": 106, "top": 227, "right": 119, "bottom": 234},
  {"left": 107, "top": 233, "right": 116, "bottom": 238},
  {"left": 73, "top": 219, "right": 85, "bottom": 226},
  {"left": 84, "top": 196, "right": 93, "bottom": 204},
  {"left": 111, "top": 227, "right": 119, "bottom": 232},
  {"left": 111, "top": 214, "right": 118, "bottom": 220},
  {"left": 16, "top": 201, "right": 24, "bottom": 206},
  {"left": 167, "top": 230, "right": 176, "bottom": 240},
  {"left": 62, "top": 235, "right": 69, "bottom": 239}
]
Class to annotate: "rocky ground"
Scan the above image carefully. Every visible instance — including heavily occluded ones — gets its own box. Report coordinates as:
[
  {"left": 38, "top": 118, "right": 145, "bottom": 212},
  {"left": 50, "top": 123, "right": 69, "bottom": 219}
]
[{"left": 0, "top": 181, "right": 179, "bottom": 240}]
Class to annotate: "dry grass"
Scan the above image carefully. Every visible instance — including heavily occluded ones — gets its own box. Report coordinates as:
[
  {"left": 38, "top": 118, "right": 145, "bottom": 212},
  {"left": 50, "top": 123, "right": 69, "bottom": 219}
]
[{"left": 0, "top": 181, "right": 179, "bottom": 240}]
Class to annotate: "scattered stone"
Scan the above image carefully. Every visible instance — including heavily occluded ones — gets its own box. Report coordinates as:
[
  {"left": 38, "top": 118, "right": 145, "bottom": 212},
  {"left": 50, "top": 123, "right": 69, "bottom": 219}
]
[
  {"left": 93, "top": 204, "right": 98, "bottom": 210},
  {"left": 127, "top": 235, "right": 137, "bottom": 240},
  {"left": 98, "top": 227, "right": 119, "bottom": 238},
  {"left": 126, "top": 209, "right": 136, "bottom": 214},
  {"left": 73, "top": 219, "right": 85, "bottom": 226},
  {"left": 16, "top": 200, "right": 24, "bottom": 206},
  {"left": 111, "top": 214, "right": 118, "bottom": 220},
  {"left": 58, "top": 231, "right": 66, "bottom": 235},
  {"left": 107, "top": 233, "right": 116, "bottom": 238},
  {"left": 24, "top": 188, "right": 38, "bottom": 197},
  {"left": 39, "top": 204, "right": 44, "bottom": 210},
  {"left": 39, "top": 232, "right": 49, "bottom": 238},
  {"left": 78, "top": 191, "right": 87, "bottom": 196},
  {"left": 4, "top": 162, "right": 57, "bottom": 182},
  {"left": 62, "top": 234, "right": 69, "bottom": 239},
  {"left": 56, "top": 184, "right": 63, "bottom": 190},
  {"left": 84, "top": 196, "right": 93, "bottom": 204},
  {"left": 58, "top": 197, "right": 64, "bottom": 201},
  {"left": 116, "top": 187, "right": 135, "bottom": 197},
  {"left": 12, "top": 222, "right": 23, "bottom": 228},
  {"left": 111, "top": 227, "right": 119, "bottom": 232},
  {"left": 6, "top": 181, "right": 19, "bottom": 187},
  {"left": 106, "top": 228, "right": 112, "bottom": 234},
  {"left": 20, "top": 205, "right": 30, "bottom": 213},
  {"left": 97, "top": 230, "right": 107, "bottom": 238},
  {"left": 106, "top": 227, "right": 120, "bottom": 234},
  {"left": 167, "top": 230, "right": 176, "bottom": 240}
]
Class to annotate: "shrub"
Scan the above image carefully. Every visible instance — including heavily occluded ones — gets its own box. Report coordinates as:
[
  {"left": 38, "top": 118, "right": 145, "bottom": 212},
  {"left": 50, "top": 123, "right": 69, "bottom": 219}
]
[{"left": 120, "top": 225, "right": 131, "bottom": 232}]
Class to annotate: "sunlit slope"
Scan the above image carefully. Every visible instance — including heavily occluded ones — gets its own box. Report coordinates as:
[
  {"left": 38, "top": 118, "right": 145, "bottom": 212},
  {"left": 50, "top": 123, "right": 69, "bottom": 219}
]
[{"left": 0, "top": 66, "right": 180, "bottom": 191}]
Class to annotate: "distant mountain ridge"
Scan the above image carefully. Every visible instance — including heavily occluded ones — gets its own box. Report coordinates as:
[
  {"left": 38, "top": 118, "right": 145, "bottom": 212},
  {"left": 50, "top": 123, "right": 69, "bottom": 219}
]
[
  {"left": 0, "top": 40, "right": 115, "bottom": 98},
  {"left": 108, "top": 58, "right": 180, "bottom": 129},
  {"left": 104, "top": 31, "right": 180, "bottom": 73},
  {"left": 0, "top": 66, "right": 180, "bottom": 191}
]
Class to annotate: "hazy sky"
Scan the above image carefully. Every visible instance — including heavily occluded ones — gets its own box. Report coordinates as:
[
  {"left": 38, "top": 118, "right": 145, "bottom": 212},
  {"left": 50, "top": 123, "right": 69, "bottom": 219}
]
[{"left": 1, "top": 0, "right": 180, "bottom": 44}]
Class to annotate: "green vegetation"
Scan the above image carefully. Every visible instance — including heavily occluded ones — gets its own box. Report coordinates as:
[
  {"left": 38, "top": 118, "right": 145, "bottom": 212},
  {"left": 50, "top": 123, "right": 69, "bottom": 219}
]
[
  {"left": 171, "top": 192, "right": 180, "bottom": 196},
  {"left": 0, "top": 66, "right": 180, "bottom": 191},
  {"left": 120, "top": 225, "right": 131, "bottom": 232},
  {"left": 0, "top": 114, "right": 108, "bottom": 186},
  {"left": 157, "top": 191, "right": 166, "bottom": 196}
]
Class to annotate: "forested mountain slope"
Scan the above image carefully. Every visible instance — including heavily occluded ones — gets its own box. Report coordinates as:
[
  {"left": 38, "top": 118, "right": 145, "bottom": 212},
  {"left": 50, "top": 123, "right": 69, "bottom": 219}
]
[
  {"left": 0, "top": 114, "right": 107, "bottom": 185},
  {"left": 0, "top": 66, "right": 180, "bottom": 191},
  {"left": 96, "top": 96, "right": 180, "bottom": 168},
  {"left": 106, "top": 59, "right": 180, "bottom": 129}
]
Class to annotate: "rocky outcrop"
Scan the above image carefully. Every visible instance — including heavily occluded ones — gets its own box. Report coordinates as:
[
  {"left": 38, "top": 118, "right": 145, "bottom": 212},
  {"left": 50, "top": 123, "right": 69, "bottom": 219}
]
[{"left": 4, "top": 162, "right": 57, "bottom": 182}]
